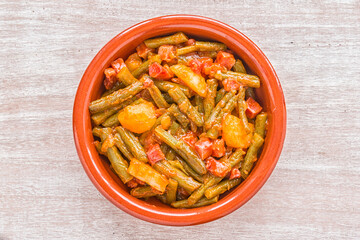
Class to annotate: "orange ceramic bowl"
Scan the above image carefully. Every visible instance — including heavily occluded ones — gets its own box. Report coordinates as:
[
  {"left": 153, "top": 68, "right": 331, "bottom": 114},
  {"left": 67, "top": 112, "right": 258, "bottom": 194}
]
[{"left": 73, "top": 15, "right": 286, "bottom": 226}]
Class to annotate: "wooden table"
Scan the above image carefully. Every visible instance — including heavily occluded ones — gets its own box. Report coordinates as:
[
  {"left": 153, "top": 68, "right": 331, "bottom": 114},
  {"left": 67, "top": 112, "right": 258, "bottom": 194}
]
[{"left": 1, "top": 1, "right": 359, "bottom": 239}]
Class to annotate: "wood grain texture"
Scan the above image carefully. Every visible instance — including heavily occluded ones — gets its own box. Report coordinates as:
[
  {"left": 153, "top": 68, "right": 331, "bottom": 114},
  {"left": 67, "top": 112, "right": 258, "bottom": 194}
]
[{"left": 1, "top": 0, "right": 359, "bottom": 239}]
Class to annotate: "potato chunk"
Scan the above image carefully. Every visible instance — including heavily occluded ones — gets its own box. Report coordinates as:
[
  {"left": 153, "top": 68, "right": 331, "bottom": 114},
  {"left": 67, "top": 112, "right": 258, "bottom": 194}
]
[{"left": 222, "top": 114, "right": 253, "bottom": 148}]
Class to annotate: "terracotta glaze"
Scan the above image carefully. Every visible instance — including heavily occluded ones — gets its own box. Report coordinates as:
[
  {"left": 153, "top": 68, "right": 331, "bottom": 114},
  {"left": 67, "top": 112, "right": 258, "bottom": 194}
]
[{"left": 73, "top": 15, "right": 286, "bottom": 226}]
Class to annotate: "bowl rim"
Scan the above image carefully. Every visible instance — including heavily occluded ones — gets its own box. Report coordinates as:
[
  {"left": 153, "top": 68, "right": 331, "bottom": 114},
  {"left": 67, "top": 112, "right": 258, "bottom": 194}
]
[{"left": 73, "top": 14, "right": 286, "bottom": 226}]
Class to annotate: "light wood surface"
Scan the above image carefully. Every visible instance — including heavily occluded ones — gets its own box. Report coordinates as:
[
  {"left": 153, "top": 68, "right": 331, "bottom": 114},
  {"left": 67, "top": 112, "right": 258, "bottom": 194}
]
[{"left": 1, "top": 1, "right": 359, "bottom": 239}]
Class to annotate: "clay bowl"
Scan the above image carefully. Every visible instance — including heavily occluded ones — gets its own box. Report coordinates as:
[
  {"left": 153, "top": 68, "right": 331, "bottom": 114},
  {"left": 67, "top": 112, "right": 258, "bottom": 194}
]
[{"left": 73, "top": 15, "right": 286, "bottom": 226}]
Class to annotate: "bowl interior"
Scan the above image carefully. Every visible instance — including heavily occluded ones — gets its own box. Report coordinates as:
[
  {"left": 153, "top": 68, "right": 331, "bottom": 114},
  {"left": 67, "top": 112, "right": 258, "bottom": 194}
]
[{"left": 75, "top": 15, "right": 286, "bottom": 225}]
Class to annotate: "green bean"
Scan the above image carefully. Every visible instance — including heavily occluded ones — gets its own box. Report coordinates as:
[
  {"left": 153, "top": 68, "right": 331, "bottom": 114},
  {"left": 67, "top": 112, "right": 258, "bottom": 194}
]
[
  {"left": 168, "top": 121, "right": 180, "bottom": 135},
  {"left": 215, "top": 88, "right": 226, "bottom": 105},
  {"left": 194, "top": 95, "right": 204, "bottom": 114},
  {"left": 107, "top": 146, "right": 133, "bottom": 183},
  {"left": 167, "top": 104, "right": 190, "bottom": 128},
  {"left": 89, "top": 81, "right": 143, "bottom": 114},
  {"left": 168, "top": 87, "right": 204, "bottom": 127},
  {"left": 188, "top": 148, "right": 245, "bottom": 203},
  {"left": 131, "top": 54, "right": 161, "bottom": 78},
  {"left": 204, "top": 79, "right": 218, "bottom": 120},
  {"left": 204, "top": 178, "right": 241, "bottom": 199},
  {"left": 245, "top": 87, "right": 256, "bottom": 99},
  {"left": 90, "top": 96, "right": 138, "bottom": 126},
  {"left": 139, "top": 74, "right": 169, "bottom": 108},
  {"left": 176, "top": 45, "right": 198, "bottom": 55},
  {"left": 153, "top": 80, "right": 192, "bottom": 98},
  {"left": 144, "top": 32, "right": 188, "bottom": 48},
  {"left": 237, "top": 87, "right": 251, "bottom": 133},
  {"left": 160, "top": 143, "right": 169, "bottom": 156},
  {"left": 115, "top": 126, "right": 148, "bottom": 163},
  {"left": 172, "top": 196, "right": 219, "bottom": 208},
  {"left": 165, "top": 148, "right": 176, "bottom": 160},
  {"left": 153, "top": 160, "right": 201, "bottom": 193},
  {"left": 162, "top": 92, "right": 175, "bottom": 104},
  {"left": 176, "top": 157, "right": 204, "bottom": 183},
  {"left": 116, "top": 66, "right": 138, "bottom": 86},
  {"left": 154, "top": 126, "right": 207, "bottom": 175},
  {"left": 195, "top": 41, "right": 227, "bottom": 51},
  {"left": 113, "top": 133, "right": 133, "bottom": 160},
  {"left": 92, "top": 127, "right": 103, "bottom": 138},
  {"left": 156, "top": 194, "right": 167, "bottom": 204},
  {"left": 205, "top": 90, "right": 235, "bottom": 130},
  {"left": 240, "top": 133, "right": 265, "bottom": 179},
  {"left": 254, "top": 112, "right": 268, "bottom": 139},
  {"left": 101, "top": 81, "right": 125, "bottom": 97},
  {"left": 165, "top": 178, "right": 178, "bottom": 204},
  {"left": 130, "top": 186, "right": 159, "bottom": 198},
  {"left": 214, "top": 71, "right": 260, "bottom": 88},
  {"left": 198, "top": 51, "right": 218, "bottom": 59},
  {"left": 94, "top": 141, "right": 107, "bottom": 156},
  {"left": 232, "top": 59, "right": 247, "bottom": 74},
  {"left": 168, "top": 160, "right": 188, "bottom": 174}
]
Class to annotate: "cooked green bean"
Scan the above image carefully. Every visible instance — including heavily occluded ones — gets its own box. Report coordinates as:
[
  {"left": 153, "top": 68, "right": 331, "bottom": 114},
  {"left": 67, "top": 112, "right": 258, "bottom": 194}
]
[
  {"left": 115, "top": 126, "right": 148, "bottom": 163},
  {"left": 150, "top": 112, "right": 172, "bottom": 131},
  {"left": 147, "top": 83, "right": 170, "bottom": 108},
  {"left": 94, "top": 141, "right": 107, "bottom": 156},
  {"left": 194, "top": 95, "right": 204, "bottom": 114},
  {"left": 165, "top": 178, "right": 178, "bottom": 204},
  {"left": 130, "top": 186, "right": 159, "bottom": 198},
  {"left": 116, "top": 65, "right": 138, "bottom": 86},
  {"left": 215, "top": 88, "right": 227, "bottom": 105},
  {"left": 214, "top": 71, "right": 260, "bottom": 88},
  {"left": 232, "top": 59, "right": 247, "bottom": 74},
  {"left": 168, "top": 121, "right": 180, "bottom": 135},
  {"left": 165, "top": 148, "right": 176, "bottom": 160},
  {"left": 168, "top": 87, "right": 204, "bottom": 127},
  {"left": 153, "top": 160, "right": 201, "bottom": 193},
  {"left": 162, "top": 92, "right": 175, "bottom": 104},
  {"left": 101, "top": 81, "right": 125, "bottom": 97},
  {"left": 195, "top": 41, "right": 227, "bottom": 51},
  {"left": 172, "top": 196, "right": 219, "bottom": 208},
  {"left": 240, "top": 133, "right": 265, "bottom": 179},
  {"left": 107, "top": 146, "right": 133, "bottom": 183},
  {"left": 168, "top": 160, "right": 188, "bottom": 174},
  {"left": 176, "top": 157, "right": 204, "bottom": 183},
  {"left": 113, "top": 133, "right": 134, "bottom": 160},
  {"left": 167, "top": 104, "right": 190, "bottom": 128},
  {"left": 204, "top": 79, "right": 218, "bottom": 120},
  {"left": 254, "top": 112, "right": 268, "bottom": 138},
  {"left": 237, "top": 87, "right": 251, "bottom": 133},
  {"left": 153, "top": 80, "right": 192, "bottom": 98},
  {"left": 204, "top": 178, "right": 241, "bottom": 199},
  {"left": 176, "top": 45, "right": 198, "bottom": 55},
  {"left": 154, "top": 126, "right": 207, "bottom": 175},
  {"left": 144, "top": 32, "right": 188, "bottom": 48},
  {"left": 245, "top": 87, "right": 256, "bottom": 99},
  {"left": 131, "top": 54, "right": 161, "bottom": 78},
  {"left": 89, "top": 81, "right": 143, "bottom": 114}
]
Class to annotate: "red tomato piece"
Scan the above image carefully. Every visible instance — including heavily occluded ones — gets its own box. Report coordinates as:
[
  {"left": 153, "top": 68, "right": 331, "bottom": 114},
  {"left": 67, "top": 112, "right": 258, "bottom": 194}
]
[
  {"left": 203, "top": 62, "right": 224, "bottom": 77},
  {"left": 229, "top": 168, "right": 241, "bottom": 180},
  {"left": 158, "top": 45, "right": 176, "bottom": 62},
  {"left": 205, "top": 157, "right": 231, "bottom": 177},
  {"left": 143, "top": 76, "right": 154, "bottom": 88},
  {"left": 185, "top": 38, "right": 196, "bottom": 46},
  {"left": 149, "top": 62, "right": 174, "bottom": 80},
  {"left": 136, "top": 42, "right": 154, "bottom": 59},
  {"left": 188, "top": 58, "right": 202, "bottom": 75},
  {"left": 143, "top": 131, "right": 162, "bottom": 150},
  {"left": 212, "top": 139, "right": 226, "bottom": 158},
  {"left": 126, "top": 179, "right": 138, "bottom": 188},
  {"left": 245, "top": 97, "right": 263, "bottom": 119},
  {"left": 216, "top": 51, "right": 236, "bottom": 70},
  {"left": 146, "top": 144, "right": 165, "bottom": 165},
  {"left": 181, "top": 131, "right": 198, "bottom": 148},
  {"left": 194, "top": 137, "right": 213, "bottom": 160},
  {"left": 111, "top": 58, "right": 126, "bottom": 74},
  {"left": 223, "top": 77, "right": 241, "bottom": 91},
  {"left": 103, "top": 68, "right": 117, "bottom": 90}
]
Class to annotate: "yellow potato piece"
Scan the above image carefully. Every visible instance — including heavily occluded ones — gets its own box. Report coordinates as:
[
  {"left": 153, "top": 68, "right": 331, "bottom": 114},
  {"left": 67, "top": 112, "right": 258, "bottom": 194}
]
[
  {"left": 222, "top": 115, "right": 253, "bottom": 148},
  {"left": 118, "top": 101, "right": 156, "bottom": 133}
]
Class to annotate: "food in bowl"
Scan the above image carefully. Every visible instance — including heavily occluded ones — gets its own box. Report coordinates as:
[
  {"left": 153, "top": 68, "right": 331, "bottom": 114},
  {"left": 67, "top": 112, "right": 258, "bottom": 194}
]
[{"left": 88, "top": 32, "right": 268, "bottom": 208}]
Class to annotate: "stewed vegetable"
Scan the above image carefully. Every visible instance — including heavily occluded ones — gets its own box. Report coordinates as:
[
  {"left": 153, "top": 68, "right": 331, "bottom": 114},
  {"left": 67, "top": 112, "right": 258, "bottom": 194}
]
[{"left": 89, "top": 32, "right": 268, "bottom": 208}]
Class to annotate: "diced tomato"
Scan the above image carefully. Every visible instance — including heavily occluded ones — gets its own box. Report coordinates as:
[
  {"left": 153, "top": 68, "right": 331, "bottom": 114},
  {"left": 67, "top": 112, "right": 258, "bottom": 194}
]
[
  {"left": 158, "top": 45, "right": 176, "bottom": 62},
  {"left": 203, "top": 62, "right": 224, "bottom": 77},
  {"left": 146, "top": 144, "right": 165, "bottom": 165},
  {"left": 229, "top": 168, "right": 241, "bottom": 180},
  {"left": 155, "top": 108, "right": 167, "bottom": 118},
  {"left": 149, "top": 62, "right": 174, "bottom": 80},
  {"left": 181, "top": 131, "right": 198, "bottom": 148},
  {"left": 143, "top": 76, "right": 154, "bottom": 88},
  {"left": 136, "top": 42, "right": 154, "bottom": 59},
  {"left": 216, "top": 51, "right": 236, "bottom": 70},
  {"left": 136, "top": 89, "right": 153, "bottom": 102},
  {"left": 212, "top": 139, "right": 226, "bottom": 158},
  {"left": 143, "top": 131, "right": 162, "bottom": 150},
  {"left": 185, "top": 38, "right": 196, "bottom": 46},
  {"left": 126, "top": 179, "right": 138, "bottom": 188},
  {"left": 103, "top": 68, "right": 117, "bottom": 90},
  {"left": 245, "top": 97, "right": 262, "bottom": 119},
  {"left": 223, "top": 77, "right": 241, "bottom": 91},
  {"left": 111, "top": 58, "right": 126, "bottom": 74},
  {"left": 194, "top": 138, "right": 213, "bottom": 160},
  {"left": 188, "top": 58, "right": 202, "bottom": 75},
  {"left": 205, "top": 157, "right": 231, "bottom": 177}
]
